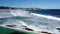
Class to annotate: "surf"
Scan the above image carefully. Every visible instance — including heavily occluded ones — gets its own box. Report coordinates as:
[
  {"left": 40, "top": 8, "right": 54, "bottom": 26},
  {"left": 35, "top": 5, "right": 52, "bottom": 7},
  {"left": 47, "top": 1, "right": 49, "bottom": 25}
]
[
  {"left": 31, "top": 13, "right": 60, "bottom": 21},
  {"left": 0, "top": 10, "right": 60, "bottom": 34},
  {"left": 10, "top": 10, "right": 31, "bottom": 17}
]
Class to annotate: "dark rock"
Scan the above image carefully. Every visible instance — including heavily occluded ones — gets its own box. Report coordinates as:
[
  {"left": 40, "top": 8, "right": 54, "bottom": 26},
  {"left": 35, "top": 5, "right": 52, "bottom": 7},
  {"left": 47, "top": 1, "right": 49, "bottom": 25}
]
[
  {"left": 41, "top": 31, "right": 52, "bottom": 34},
  {"left": 23, "top": 26, "right": 27, "bottom": 27},
  {"left": 22, "top": 26, "right": 34, "bottom": 31},
  {"left": 6, "top": 25, "right": 16, "bottom": 27},
  {"left": 25, "top": 28, "right": 34, "bottom": 31},
  {"left": 56, "top": 28, "right": 60, "bottom": 30},
  {"left": 48, "top": 33, "right": 52, "bottom": 34}
]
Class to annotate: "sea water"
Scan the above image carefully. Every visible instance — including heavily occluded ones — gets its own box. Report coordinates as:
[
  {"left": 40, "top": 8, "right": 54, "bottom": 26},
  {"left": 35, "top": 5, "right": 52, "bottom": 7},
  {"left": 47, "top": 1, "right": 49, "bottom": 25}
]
[{"left": 0, "top": 9, "right": 60, "bottom": 34}]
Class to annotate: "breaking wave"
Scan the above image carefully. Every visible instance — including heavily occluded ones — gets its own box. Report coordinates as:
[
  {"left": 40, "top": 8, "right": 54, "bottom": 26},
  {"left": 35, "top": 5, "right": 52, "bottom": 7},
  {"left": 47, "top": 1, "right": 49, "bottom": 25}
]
[{"left": 0, "top": 10, "right": 60, "bottom": 34}]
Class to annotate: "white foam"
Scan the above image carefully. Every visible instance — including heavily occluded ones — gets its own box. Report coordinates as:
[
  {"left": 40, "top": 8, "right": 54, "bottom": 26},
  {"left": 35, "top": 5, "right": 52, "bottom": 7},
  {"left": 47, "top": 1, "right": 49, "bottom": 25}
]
[
  {"left": 11, "top": 10, "right": 30, "bottom": 17},
  {"left": 31, "top": 13, "right": 60, "bottom": 21},
  {"left": 17, "top": 20, "right": 28, "bottom": 26},
  {"left": 0, "top": 10, "right": 14, "bottom": 18},
  {"left": 0, "top": 10, "right": 60, "bottom": 34}
]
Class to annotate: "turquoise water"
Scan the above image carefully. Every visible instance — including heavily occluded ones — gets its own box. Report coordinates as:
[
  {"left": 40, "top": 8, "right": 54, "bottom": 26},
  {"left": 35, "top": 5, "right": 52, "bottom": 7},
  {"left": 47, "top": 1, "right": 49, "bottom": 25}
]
[
  {"left": 0, "top": 26, "right": 36, "bottom": 34},
  {"left": 0, "top": 10, "right": 60, "bottom": 34}
]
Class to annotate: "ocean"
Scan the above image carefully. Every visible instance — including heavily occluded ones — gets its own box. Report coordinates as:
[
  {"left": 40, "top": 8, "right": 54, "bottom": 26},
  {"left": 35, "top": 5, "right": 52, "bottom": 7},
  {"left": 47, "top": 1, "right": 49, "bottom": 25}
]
[{"left": 0, "top": 9, "right": 60, "bottom": 34}]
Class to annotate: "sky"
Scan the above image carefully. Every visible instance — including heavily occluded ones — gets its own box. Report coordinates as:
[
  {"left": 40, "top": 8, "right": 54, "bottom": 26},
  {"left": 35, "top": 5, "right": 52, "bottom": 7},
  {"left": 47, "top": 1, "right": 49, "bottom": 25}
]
[{"left": 0, "top": 0, "right": 60, "bottom": 9}]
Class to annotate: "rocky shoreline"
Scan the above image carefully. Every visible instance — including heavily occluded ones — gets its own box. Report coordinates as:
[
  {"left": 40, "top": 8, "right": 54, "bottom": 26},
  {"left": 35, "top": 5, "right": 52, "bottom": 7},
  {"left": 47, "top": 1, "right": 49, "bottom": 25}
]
[
  {"left": 5, "top": 24, "right": 52, "bottom": 34},
  {"left": 0, "top": 6, "right": 42, "bottom": 10}
]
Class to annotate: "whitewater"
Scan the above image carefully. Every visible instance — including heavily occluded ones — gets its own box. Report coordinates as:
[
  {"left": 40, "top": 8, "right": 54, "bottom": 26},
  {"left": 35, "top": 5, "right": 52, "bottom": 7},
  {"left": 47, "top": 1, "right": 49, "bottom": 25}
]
[{"left": 0, "top": 10, "right": 60, "bottom": 34}]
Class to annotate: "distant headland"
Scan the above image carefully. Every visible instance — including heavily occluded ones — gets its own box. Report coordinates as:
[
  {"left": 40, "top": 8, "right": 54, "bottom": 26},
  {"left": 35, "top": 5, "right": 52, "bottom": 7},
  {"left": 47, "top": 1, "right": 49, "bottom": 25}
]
[{"left": 0, "top": 6, "right": 42, "bottom": 10}]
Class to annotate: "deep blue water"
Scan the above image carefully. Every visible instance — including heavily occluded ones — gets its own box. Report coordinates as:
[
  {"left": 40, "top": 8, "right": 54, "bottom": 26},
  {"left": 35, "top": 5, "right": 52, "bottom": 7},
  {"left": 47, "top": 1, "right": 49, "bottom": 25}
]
[{"left": 28, "top": 9, "right": 60, "bottom": 18}]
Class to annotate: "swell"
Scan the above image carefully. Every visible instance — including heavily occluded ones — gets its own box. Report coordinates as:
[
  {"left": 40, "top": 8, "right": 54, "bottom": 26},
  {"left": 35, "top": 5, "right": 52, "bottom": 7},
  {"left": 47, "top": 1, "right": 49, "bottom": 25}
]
[
  {"left": 0, "top": 10, "right": 60, "bottom": 34},
  {"left": 28, "top": 10, "right": 60, "bottom": 18}
]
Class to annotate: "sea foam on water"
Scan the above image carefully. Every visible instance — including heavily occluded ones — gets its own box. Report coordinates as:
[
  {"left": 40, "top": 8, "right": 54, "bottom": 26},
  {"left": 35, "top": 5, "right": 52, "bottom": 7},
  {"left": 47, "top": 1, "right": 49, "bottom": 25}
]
[{"left": 0, "top": 10, "right": 60, "bottom": 34}]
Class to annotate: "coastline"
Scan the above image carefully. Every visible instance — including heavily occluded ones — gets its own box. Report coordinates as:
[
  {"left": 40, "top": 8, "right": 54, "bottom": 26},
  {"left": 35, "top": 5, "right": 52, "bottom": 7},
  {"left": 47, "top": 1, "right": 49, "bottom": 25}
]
[{"left": 0, "top": 6, "right": 42, "bottom": 10}]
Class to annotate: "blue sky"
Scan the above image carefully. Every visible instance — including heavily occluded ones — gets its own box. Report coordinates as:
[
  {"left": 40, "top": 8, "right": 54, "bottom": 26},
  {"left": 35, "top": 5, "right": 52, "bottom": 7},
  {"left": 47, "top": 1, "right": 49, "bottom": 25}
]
[{"left": 0, "top": 0, "right": 60, "bottom": 9}]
